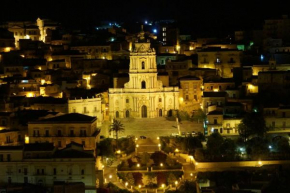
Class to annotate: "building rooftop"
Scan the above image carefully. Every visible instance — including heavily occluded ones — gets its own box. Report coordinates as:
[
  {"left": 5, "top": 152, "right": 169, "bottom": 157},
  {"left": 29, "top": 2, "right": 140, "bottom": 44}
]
[
  {"left": 29, "top": 113, "right": 97, "bottom": 124},
  {"left": 207, "top": 110, "right": 223, "bottom": 115},
  {"left": 179, "top": 75, "right": 200, "bottom": 81},
  {"left": 203, "top": 92, "right": 227, "bottom": 97},
  {"left": 24, "top": 143, "right": 55, "bottom": 152},
  {"left": 0, "top": 146, "right": 23, "bottom": 151}
]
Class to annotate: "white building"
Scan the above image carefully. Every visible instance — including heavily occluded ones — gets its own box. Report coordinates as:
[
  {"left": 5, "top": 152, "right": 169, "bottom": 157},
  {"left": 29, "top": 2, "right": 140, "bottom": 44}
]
[
  {"left": 0, "top": 143, "right": 96, "bottom": 193},
  {"left": 109, "top": 29, "right": 179, "bottom": 119}
]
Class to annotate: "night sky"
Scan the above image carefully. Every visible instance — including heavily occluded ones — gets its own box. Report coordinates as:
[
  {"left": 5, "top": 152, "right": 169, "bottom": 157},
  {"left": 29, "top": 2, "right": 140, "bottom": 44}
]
[{"left": 1, "top": 0, "right": 290, "bottom": 37}]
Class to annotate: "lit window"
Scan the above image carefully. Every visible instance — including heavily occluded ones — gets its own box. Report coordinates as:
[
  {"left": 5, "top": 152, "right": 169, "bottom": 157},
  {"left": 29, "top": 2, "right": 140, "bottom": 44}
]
[
  {"left": 162, "top": 27, "right": 166, "bottom": 31},
  {"left": 163, "top": 38, "right": 166, "bottom": 41},
  {"left": 163, "top": 33, "right": 166, "bottom": 37}
]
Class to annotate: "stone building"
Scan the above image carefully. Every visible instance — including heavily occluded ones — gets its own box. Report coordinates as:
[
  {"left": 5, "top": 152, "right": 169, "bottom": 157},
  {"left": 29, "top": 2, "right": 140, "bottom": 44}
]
[{"left": 109, "top": 29, "right": 179, "bottom": 119}]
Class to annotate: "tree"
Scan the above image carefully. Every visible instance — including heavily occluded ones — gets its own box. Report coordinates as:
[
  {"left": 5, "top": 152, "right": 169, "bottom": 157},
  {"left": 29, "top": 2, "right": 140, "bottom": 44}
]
[
  {"left": 207, "top": 132, "right": 224, "bottom": 159},
  {"left": 167, "top": 173, "right": 177, "bottom": 186},
  {"left": 126, "top": 173, "right": 135, "bottom": 185},
  {"left": 166, "top": 156, "right": 175, "bottom": 167},
  {"left": 192, "top": 108, "right": 206, "bottom": 123},
  {"left": 110, "top": 119, "right": 125, "bottom": 146},
  {"left": 238, "top": 112, "right": 268, "bottom": 141},
  {"left": 220, "top": 138, "right": 237, "bottom": 160},
  {"left": 179, "top": 180, "right": 197, "bottom": 193},
  {"left": 140, "top": 152, "right": 151, "bottom": 167}
]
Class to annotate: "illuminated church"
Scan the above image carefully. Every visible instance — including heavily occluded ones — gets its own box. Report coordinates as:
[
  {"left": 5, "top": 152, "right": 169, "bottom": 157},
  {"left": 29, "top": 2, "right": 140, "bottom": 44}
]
[{"left": 109, "top": 28, "right": 179, "bottom": 118}]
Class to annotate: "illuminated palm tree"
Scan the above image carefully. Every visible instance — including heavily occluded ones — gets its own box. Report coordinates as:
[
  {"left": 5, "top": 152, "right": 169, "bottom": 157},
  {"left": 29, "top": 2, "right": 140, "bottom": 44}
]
[{"left": 109, "top": 119, "right": 125, "bottom": 141}]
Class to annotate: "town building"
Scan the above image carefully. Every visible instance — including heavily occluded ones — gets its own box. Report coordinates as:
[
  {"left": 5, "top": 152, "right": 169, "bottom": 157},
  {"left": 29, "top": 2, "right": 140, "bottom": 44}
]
[
  {"left": 28, "top": 113, "right": 99, "bottom": 151},
  {"left": 109, "top": 28, "right": 179, "bottom": 119}
]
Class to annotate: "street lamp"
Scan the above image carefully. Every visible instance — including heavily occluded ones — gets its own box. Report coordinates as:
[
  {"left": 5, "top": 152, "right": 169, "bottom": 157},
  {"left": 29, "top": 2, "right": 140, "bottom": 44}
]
[
  {"left": 158, "top": 144, "right": 161, "bottom": 150},
  {"left": 160, "top": 163, "right": 163, "bottom": 167},
  {"left": 125, "top": 182, "right": 128, "bottom": 187},
  {"left": 175, "top": 181, "right": 178, "bottom": 190},
  {"left": 137, "top": 163, "right": 140, "bottom": 168}
]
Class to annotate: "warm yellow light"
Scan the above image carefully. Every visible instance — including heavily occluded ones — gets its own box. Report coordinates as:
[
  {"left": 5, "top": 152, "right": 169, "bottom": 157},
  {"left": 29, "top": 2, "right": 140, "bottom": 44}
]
[
  {"left": 248, "top": 84, "right": 253, "bottom": 89},
  {"left": 258, "top": 161, "right": 262, "bottom": 165},
  {"left": 175, "top": 181, "right": 178, "bottom": 185},
  {"left": 125, "top": 182, "right": 128, "bottom": 186},
  {"left": 25, "top": 35, "right": 30, "bottom": 39},
  {"left": 162, "top": 184, "right": 165, "bottom": 188},
  {"left": 116, "top": 150, "right": 121, "bottom": 154},
  {"left": 135, "top": 137, "right": 138, "bottom": 141},
  {"left": 136, "top": 144, "right": 139, "bottom": 148},
  {"left": 38, "top": 67, "right": 41, "bottom": 70},
  {"left": 20, "top": 54, "right": 25, "bottom": 58},
  {"left": 102, "top": 56, "right": 105, "bottom": 59},
  {"left": 109, "top": 175, "right": 112, "bottom": 179},
  {"left": 138, "top": 185, "right": 141, "bottom": 188},
  {"left": 160, "top": 163, "right": 163, "bottom": 167},
  {"left": 157, "top": 137, "right": 159, "bottom": 140},
  {"left": 195, "top": 162, "right": 198, "bottom": 166},
  {"left": 176, "top": 45, "right": 180, "bottom": 50},
  {"left": 179, "top": 97, "right": 184, "bottom": 103},
  {"left": 189, "top": 46, "right": 194, "bottom": 51},
  {"left": 213, "top": 89, "right": 219, "bottom": 92},
  {"left": 25, "top": 136, "right": 29, "bottom": 144},
  {"left": 175, "top": 148, "right": 179, "bottom": 152},
  {"left": 158, "top": 144, "right": 161, "bottom": 147},
  {"left": 4, "top": 47, "right": 11, "bottom": 52},
  {"left": 190, "top": 173, "right": 193, "bottom": 176},
  {"left": 41, "top": 79, "right": 45, "bottom": 85},
  {"left": 137, "top": 163, "right": 140, "bottom": 167},
  {"left": 27, "top": 92, "right": 34, "bottom": 97}
]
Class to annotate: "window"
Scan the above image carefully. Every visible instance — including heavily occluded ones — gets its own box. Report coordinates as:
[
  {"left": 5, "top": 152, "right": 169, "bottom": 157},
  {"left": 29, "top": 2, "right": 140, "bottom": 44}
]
[
  {"left": 219, "top": 86, "right": 222, "bottom": 90},
  {"left": 58, "top": 141, "right": 61, "bottom": 147},
  {"left": 162, "top": 27, "right": 166, "bottom": 31},
  {"left": 159, "top": 98, "right": 162, "bottom": 102},
  {"left": 84, "top": 107, "right": 87, "bottom": 113},
  {"left": 94, "top": 107, "right": 97, "bottom": 112},
  {"left": 163, "top": 38, "right": 166, "bottom": 41},
  {"left": 141, "top": 81, "right": 146, "bottom": 89},
  {"left": 7, "top": 154, "right": 11, "bottom": 162},
  {"left": 57, "top": 130, "right": 62, "bottom": 136},
  {"left": 214, "top": 119, "right": 217, "bottom": 124},
  {"left": 141, "top": 61, "right": 145, "bottom": 69},
  {"left": 24, "top": 168, "right": 28, "bottom": 175},
  {"left": 126, "top": 99, "right": 129, "bottom": 103},
  {"left": 82, "top": 140, "right": 85, "bottom": 147},
  {"left": 80, "top": 130, "right": 87, "bottom": 137},
  {"left": 116, "top": 111, "right": 119, "bottom": 118},
  {"left": 210, "top": 86, "right": 213, "bottom": 90},
  {"left": 283, "top": 122, "right": 286, "bottom": 128},
  {"left": 81, "top": 169, "right": 85, "bottom": 175},
  {"left": 70, "top": 130, "right": 74, "bottom": 136},
  {"left": 45, "top": 130, "right": 49, "bottom": 137},
  {"left": 53, "top": 168, "right": 57, "bottom": 175},
  {"left": 185, "top": 95, "right": 189, "bottom": 100},
  {"left": 0, "top": 154, "right": 3, "bottom": 162},
  {"left": 272, "top": 121, "right": 275, "bottom": 127},
  {"left": 226, "top": 123, "right": 230, "bottom": 128},
  {"left": 162, "top": 32, "right": 166, "bottom": 36},
  {"left": 24, "top": 177, "right": 28, "bottom": 183},
  {"left": 194, "top": 95, "right": 197, "bottom": 101}
]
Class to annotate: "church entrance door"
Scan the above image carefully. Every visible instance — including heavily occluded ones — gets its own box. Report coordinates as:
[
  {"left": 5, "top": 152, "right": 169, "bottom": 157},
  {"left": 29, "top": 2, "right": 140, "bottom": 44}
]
[{"left": 141, "top": 105, "right": 147, "bottom": 118}]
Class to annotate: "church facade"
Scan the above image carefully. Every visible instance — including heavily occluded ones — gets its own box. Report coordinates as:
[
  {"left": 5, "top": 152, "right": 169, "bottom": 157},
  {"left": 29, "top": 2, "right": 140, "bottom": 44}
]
[{"left": 109, "top": 31, "right": 179, "bottom": 119}]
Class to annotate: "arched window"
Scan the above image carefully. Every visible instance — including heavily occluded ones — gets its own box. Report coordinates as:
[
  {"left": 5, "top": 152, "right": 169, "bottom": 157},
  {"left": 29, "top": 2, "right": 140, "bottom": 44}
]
[
  {"left": 116, "top": 111, "right": 119, "bottom": 118},
  {"left": 126, "top": 110, "right": 130, "bottom": 118},
  {"left": 141, "top": 61, "right": 145, "bottom": 69},
  {"left": 141, "top": 81, "right": 146, "bottom": 89}
]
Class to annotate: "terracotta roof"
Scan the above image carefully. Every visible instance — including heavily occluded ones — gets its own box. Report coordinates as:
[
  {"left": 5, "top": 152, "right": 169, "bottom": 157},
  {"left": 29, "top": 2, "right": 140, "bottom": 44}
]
[{"left": 29, "top": 113, "right": 97, "bottom": 124}]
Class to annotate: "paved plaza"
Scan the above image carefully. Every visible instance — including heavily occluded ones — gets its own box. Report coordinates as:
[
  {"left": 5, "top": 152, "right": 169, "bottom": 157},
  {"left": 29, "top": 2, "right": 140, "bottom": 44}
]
[{"left": 100, "top": 117, "right": 204, "bottom": 138}]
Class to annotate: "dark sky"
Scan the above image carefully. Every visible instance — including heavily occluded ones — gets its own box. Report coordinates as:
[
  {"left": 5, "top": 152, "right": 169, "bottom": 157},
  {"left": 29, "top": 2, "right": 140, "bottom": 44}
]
[{"left": 1, "top": 0, "right": 289, "bottom": 37}]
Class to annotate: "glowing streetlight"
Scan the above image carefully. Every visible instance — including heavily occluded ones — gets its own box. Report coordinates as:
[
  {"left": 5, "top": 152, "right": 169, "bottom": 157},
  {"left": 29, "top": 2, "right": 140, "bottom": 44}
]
[
  {"left": 138, "top": 184, "right": 141, "bottom": 188},
  {"left": 175, "top": 181, "right": 178, "bottom": 186},
  {"left": 157, "top": 137, "right": 159, "bottom": 140},
  {"left": 136, "top": 144, "right": 139, "bottom": 148},
  {"left": 137, "top": 163, "right": 140, "bottom": 167},
  {"left": 125, "top": 182, "right": 128, "bottom": 187},
  {"left": 162, "top": 184, "right": 165, "bottom": 188},
  {"left": 109, "top": 175, "right": 112, "bottom": 179},
  {"left": 160, "top": 163, "right": 163, "bottom": 167}
]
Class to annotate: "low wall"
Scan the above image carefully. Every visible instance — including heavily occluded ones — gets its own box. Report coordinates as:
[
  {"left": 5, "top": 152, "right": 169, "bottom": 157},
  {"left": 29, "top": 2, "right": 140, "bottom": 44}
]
[{"left": 196, "top": 160, "right": 290, "bottom": 170}]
